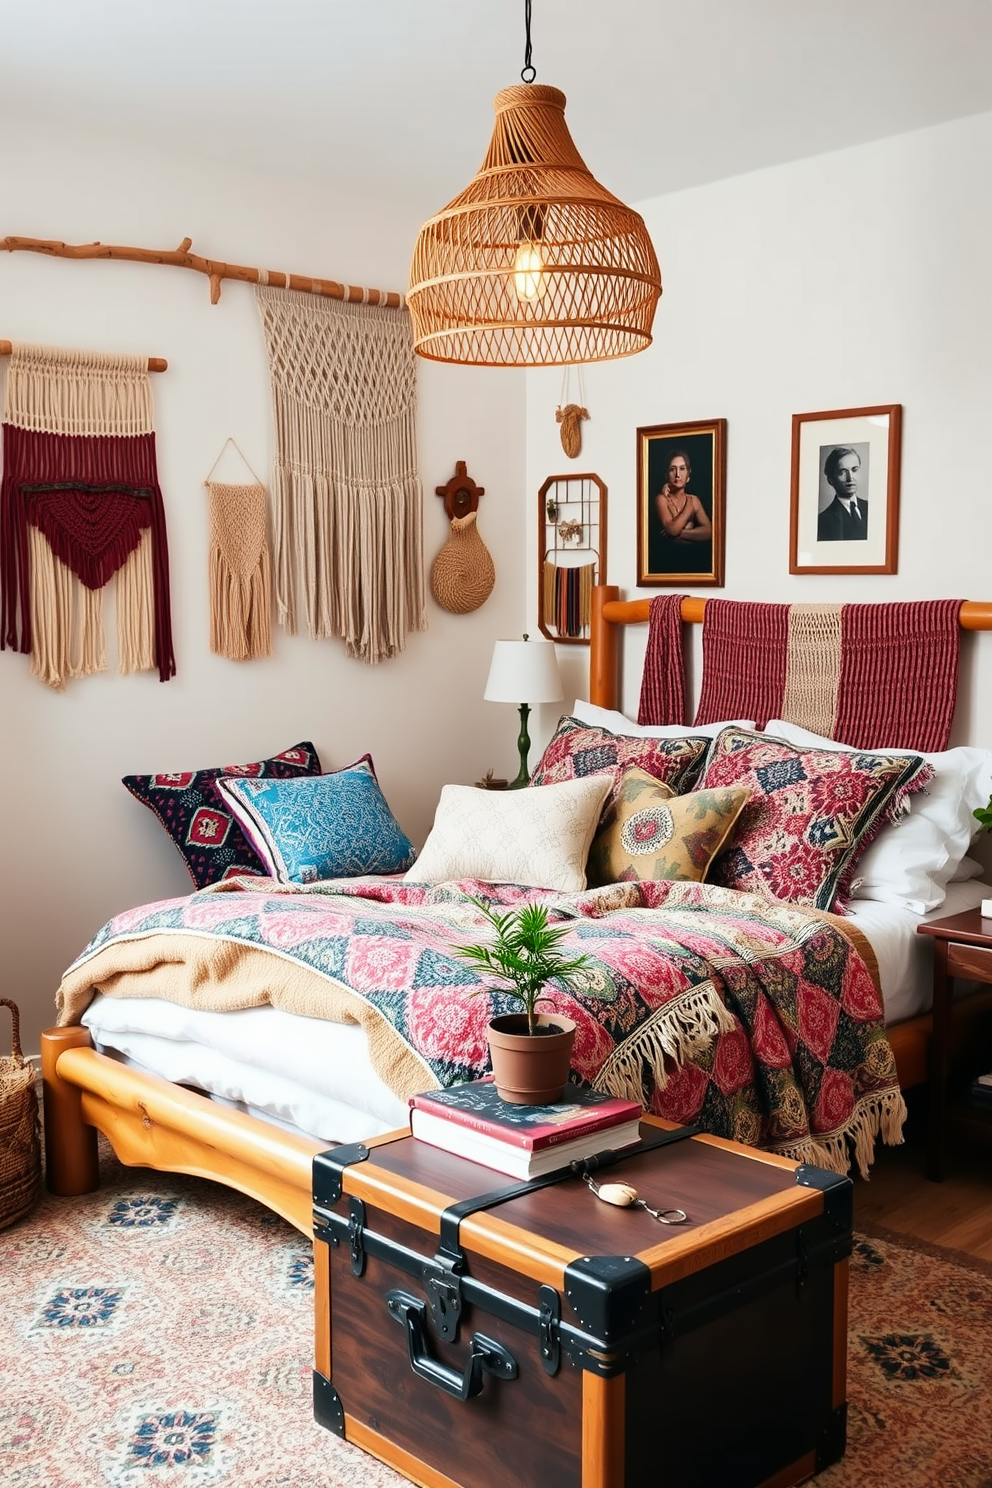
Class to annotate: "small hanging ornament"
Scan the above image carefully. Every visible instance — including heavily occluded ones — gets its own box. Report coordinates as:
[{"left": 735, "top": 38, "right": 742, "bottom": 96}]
[
  {"left": 430, "top": 462, "right": 495, "bottom": 614},
  {"left": 556, "top": 367, "right": 589, "bottom": 458}
]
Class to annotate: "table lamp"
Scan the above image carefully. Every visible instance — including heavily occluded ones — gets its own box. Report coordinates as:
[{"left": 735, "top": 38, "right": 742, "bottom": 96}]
[{"left": 484, "top": 634, "right": 564, "bottom": 788}]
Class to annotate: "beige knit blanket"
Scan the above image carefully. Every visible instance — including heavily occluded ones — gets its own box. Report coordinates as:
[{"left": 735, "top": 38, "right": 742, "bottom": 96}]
[{"left": 57, "top": 932, "right": 434, "bottom": 1102}]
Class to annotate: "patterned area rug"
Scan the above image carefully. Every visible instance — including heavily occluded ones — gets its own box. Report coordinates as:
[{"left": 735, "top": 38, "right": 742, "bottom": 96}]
[{"left": 1, "top": 1148, "right": 990, "bottom": 1487}]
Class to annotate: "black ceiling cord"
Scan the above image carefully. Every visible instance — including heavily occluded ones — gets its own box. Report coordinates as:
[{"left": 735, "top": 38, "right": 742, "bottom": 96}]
[{"left": 521, "top": 0, "right": 536, "bottom": 82}]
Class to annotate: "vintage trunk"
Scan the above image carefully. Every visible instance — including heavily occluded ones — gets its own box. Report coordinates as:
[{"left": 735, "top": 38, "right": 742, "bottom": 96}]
[{"left": 312, "top": 1118, "right": 851, "bottom": 1488}]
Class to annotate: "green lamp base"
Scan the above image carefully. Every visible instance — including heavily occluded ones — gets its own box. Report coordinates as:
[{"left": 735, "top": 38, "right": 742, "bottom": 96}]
[{"left": 509, "top": 702, "right": 532, "bottom": 789}]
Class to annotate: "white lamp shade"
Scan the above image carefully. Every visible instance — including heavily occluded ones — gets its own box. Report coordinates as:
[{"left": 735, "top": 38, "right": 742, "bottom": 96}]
[{"left": 484, "top": 638, "right": 563, "bottom": 704}]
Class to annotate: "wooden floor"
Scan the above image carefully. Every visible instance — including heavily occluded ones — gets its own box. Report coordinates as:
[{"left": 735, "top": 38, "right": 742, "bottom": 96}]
[{"left": 854, "top": 1110, "right": 992, "bottom": 1260}]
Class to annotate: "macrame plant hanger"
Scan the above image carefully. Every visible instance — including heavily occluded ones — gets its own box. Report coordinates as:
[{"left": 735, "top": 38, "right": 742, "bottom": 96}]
[
  {"left": 557, "top": 366, "right": 589, "bottom": 458},
  {"left": 203, "top": 438, "right": 273, "bottom": 662}
]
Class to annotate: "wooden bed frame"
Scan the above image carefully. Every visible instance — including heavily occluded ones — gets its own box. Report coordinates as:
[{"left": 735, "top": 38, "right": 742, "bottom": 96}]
[{"left": 40, "top": 586, "right": 992, "bottom": 1222}]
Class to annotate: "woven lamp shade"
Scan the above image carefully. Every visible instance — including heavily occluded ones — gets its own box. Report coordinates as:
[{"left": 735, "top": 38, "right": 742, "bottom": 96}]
[{"left": 408, "top": 84, "right": 662, "bottom": 367}]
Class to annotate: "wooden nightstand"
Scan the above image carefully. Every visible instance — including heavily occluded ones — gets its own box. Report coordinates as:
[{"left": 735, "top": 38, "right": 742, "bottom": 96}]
[{"left": 917, "top": 909, "right": 992, "bottom": 1181}]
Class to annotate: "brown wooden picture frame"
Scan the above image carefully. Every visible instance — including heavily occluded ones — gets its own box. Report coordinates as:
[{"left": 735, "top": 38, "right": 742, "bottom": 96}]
[
  {"left": 636, "top": 419, "right": 726, "bottom": 587},
  {"left": 789, "top": 404, "right": 901, "bottom": 575}
]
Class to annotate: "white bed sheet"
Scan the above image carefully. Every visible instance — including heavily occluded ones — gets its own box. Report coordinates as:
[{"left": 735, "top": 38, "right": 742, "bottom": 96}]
[{"left": 82, "top": 880, "right": 990, "bottom": 1146}]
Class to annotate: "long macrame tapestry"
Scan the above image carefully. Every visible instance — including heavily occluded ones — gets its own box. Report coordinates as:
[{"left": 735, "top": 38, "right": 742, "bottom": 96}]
[
  {"left": 0, "top": 344, "right": 175, "bottom": 689},
  {"left": 205, "top": 481, "right": 272, "bottom": 661},
  {"left": 254, "top": 285, "right": 425, "bottom": 666}
]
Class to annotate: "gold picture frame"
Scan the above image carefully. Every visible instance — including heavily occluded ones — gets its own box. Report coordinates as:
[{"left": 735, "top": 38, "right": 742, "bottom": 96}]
[{"left": 636, "top": 419, "right": 726, "bottom": 587}]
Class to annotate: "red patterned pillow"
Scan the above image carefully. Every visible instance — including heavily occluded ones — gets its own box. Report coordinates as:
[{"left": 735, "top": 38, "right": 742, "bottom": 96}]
[
  {"left": 530, "top": 716, "right": 710, "bottom": 800},
  {"left": 699, "top": 727, "right": 933, "bottom": 911}
]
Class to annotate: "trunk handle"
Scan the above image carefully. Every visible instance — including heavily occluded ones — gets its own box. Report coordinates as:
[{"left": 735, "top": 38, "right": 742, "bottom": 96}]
[{"left": 386, "top": 1288, "right": 517, "bottom": 1400}]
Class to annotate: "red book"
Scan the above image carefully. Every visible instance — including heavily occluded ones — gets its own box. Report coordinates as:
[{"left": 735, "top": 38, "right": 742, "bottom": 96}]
[{"left": 408, "top": 1077, "right": 641, "bottom": 1151}]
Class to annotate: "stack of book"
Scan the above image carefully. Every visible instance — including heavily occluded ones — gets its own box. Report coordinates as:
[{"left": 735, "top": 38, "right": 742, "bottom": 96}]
[
  {"left": 968, "top": 1070, "right": 992, "bottom": 1112},
  {"left": 408, "top": 1077, "right": 643, "bottom": 1179}
]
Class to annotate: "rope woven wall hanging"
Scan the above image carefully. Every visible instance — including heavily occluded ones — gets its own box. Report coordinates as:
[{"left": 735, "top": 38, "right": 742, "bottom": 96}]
[
  {"left": 430, "top": 461, "right": 495, "bottom": 614},
  {"left": 254, "top": 286, "right": 425, "bottom": 666},
  {"left": 0, "top": 343, "right": 175, "bottom": 690},
  {"left": 556, "top": 366, "right": 589, "bottom": 458},
  {"left": 431, "top": 512, "right": 496, "bottom": 614}
]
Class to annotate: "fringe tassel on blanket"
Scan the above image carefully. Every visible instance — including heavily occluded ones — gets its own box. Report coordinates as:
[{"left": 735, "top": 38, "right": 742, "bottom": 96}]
[
  {"left": 206, "top": 482, "right": 272, "bottom": 661},
  {"left": 593, "top": 981, "right": 738, "bottom": 1105},
  {"left": 774, "top": 1087, "right": 908, "bottom": 1181},
  {"left": 0, "top": 344, "right": 175, "bottom": 688},
  {"left": 254, "top": 286, "right": 426, "bottom": 666}
]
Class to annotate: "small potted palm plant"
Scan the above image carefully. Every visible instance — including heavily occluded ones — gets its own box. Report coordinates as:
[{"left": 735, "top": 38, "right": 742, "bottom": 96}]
[{"left": 455, "top": 899, "right": 589, "bottom": 1104}]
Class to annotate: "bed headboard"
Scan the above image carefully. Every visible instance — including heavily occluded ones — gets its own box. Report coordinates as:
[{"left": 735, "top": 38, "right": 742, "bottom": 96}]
[{"left": 588, "top": 585, "right": 992, "bottom": 712}]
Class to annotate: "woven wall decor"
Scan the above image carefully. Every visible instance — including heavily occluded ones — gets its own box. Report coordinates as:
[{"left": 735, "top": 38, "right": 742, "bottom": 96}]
[
  {"left": 205, "top": 482, "right": 272, "bottom": 661},
  {"left": 254, "top": 286, "right": 425, "bottom": 666},
  {"left": 431, "top": 512, "right": 496, "bottom": 614},
  {"left": 0, "top": 344, "right": 175, "bottom": 689}
]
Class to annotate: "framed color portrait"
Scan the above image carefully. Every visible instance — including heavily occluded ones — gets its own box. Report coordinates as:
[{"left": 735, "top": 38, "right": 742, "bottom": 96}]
[
  {"left": 789, "top": 404, "right": 901, "bottom": 575},
  {"left": 636, "top": 419, "right": 726, "bottom": 586}
]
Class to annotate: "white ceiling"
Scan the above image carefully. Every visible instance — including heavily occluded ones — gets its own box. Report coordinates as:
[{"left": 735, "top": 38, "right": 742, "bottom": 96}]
[{"left": 2, "top": 0, "right": 991, "bottom": 212}]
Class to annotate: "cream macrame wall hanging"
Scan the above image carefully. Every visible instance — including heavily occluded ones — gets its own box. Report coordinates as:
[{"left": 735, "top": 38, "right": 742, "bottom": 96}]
[
  {"left": 203, "top": 439, "right": 272, "bottom": 661},
  {"left": 254, "top": 285, "right": 425, "bottom": 666},
  {"left": 0, "top": 343, "right": 175, "bottom": 690}
]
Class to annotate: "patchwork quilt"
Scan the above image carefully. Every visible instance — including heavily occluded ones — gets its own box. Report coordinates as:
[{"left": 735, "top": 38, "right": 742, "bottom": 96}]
[{"left": 58, "top": 875, "right": 905, "bottom": 1176}]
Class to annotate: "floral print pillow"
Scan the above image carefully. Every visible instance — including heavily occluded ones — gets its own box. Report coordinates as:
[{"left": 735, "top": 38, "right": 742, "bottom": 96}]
[
  {"left": 699, "top": 727, "right": 933, "bottom": 911},
  {"left": 530, "top": 716, "right": 711, "bottom": 804}
]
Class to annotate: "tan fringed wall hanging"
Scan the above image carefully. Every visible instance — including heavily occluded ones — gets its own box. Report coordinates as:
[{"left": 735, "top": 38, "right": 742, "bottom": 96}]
[
  {"left": 556, "top": 367, "right": 589, "bottom": 459},
  {"left": 0, "top": 343, "right": 175, "bottom": 689},
  {"left": 254, "top": 285, "right": 425, "bottom": 666},
  {"left": 203, "top": 440, "right": 272, "bottom": 661}
]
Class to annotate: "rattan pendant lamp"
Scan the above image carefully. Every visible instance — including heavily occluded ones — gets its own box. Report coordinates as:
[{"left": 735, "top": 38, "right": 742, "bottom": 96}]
[{"left": 408, "top": 1, "right": 662, "bottom": 367}]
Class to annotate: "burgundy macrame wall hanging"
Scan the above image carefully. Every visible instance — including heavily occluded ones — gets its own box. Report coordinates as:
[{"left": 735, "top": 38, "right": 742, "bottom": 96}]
[{"left": 0, "top": 344, "right": 175, "bottom": 689}]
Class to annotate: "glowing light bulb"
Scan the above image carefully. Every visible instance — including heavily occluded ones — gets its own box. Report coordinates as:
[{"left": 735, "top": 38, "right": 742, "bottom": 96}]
[{"left": 513, "top": 240, "right": 547, "bottom": 303}]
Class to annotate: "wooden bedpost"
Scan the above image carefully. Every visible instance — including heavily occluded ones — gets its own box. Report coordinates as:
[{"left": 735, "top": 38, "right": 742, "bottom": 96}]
[
  {"left": 41, "top": 1026, "right": 100, "bottom": 1195},
  {"left": 590, "top": 585, "right": 620, "bottom": 708}
]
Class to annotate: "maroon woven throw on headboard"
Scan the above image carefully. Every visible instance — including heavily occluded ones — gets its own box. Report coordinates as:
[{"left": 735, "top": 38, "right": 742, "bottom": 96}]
[
  {"left": 693, "top": 598, "right": 961, "bottom": 751},
  {"left": 638, "top": 594, "right": 687, "bottom": 726}
]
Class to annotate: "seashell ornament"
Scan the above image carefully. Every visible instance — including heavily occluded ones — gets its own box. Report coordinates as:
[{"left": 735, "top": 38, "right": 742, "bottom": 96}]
[{"left": 595, "top": 1182, "right": 640, "bottom": 1207}]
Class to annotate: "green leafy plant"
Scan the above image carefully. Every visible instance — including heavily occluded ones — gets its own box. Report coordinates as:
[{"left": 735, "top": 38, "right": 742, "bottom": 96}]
[
  {"left": 974, "top": 796, "right": 992, "bottom": 833},
  {"left": 455, "top": 899, "right": 590, "bottom": 1035}
]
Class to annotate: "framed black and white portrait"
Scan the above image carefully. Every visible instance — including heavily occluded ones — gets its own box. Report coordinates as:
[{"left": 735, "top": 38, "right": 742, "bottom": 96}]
[
  {"left": 636, "top": 419, "right": 726, "bottom": 586},
  {"left": 790, "top": 405, "right": 901, "bottom": 575}
]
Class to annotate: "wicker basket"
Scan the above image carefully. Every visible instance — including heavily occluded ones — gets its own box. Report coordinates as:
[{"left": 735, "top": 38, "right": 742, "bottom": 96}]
[{"left": 0, "top": 998, "right": 41, "bottom": 1230}]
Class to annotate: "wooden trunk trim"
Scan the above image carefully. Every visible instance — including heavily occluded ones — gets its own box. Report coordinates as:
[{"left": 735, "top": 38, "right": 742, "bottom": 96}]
[
  {"left": 345, "top": 1416, "right": 466, "bottom": 1488},
  {"left": 756, "top": 1452, "right": 817, "bottom": 1488},
  {"left": 642, "top": 1186, "right": 823, "bottom": 1288},
  {"left": 582, "top": 1372, "right": 624, "bottom": 1488},
  {"left": 314, "top": 1238, "right": 331, "bottom": 1380}
]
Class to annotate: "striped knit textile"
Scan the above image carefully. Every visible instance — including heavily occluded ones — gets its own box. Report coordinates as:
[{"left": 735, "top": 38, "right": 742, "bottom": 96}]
[
  {"left": 693, "top": 600, "right": 962, "bottom": 751},
  {"left": 833, "top": 601, "right": 962, "bottom": 751},
  {"left": 637, "top": 594, "right": 687, "bottom": 725}
]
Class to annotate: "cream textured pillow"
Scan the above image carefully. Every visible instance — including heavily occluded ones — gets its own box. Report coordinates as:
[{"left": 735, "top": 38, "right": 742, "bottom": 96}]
[{"left": 406, "top": 775, "right": 613, "bottom": 892}]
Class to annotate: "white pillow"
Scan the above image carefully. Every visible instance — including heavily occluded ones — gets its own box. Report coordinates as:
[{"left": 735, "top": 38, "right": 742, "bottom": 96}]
[
  {"left": 406, "top": 775, "right": 613, "bottom": 893},
  {"left": 764, "top": 719, "right": 992, "bottom": 914},
  {"left": 571, "top": 699, "right": 755, "bottom": 740}
]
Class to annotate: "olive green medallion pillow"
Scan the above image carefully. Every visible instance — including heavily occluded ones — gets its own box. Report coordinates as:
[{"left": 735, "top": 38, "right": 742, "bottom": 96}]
[{"left": 586, "top": 768, "right": 750, "bottom": 887}]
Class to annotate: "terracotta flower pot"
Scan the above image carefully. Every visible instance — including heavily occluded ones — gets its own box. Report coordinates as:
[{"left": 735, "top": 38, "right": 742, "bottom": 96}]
[{"left": 486, "top": 1014, "right": 577, "bottom": 1105}]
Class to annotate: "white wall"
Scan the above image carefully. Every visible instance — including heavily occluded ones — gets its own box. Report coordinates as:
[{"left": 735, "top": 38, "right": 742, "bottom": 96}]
[
  {"left": 0, "top": 119, "right": 528, "bottom": 1053},
  {"left": 527, "top": 110, "right": 992, "bottom": 746}
]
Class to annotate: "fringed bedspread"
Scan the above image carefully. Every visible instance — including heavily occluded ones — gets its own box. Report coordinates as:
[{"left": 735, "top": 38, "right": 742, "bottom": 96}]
[{"left": 57, "top": 876, "right": 904, "bottom": 1177}]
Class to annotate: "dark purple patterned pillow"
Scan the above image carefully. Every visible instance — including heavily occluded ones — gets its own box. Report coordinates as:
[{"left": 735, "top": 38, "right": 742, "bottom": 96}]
[
  {"left": 530, "top": 716, "right": 711, "bottom": 800},
  {"left": 123, "top": 742, "right": 322, "bottom": 888}
]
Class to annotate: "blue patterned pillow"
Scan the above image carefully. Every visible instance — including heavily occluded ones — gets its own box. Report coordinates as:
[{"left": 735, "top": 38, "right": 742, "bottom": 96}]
[{"left": 217, "top": 760, "right": 416, "bottom": 884}]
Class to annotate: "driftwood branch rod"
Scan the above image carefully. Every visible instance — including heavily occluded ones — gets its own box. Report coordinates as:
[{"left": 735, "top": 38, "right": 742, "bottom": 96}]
[
  {"left": 1, "top": 235, "right": 405, "bottom": 309},
  {"left": 0, "top": 339, "right": 167, "bottom": 372}
]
